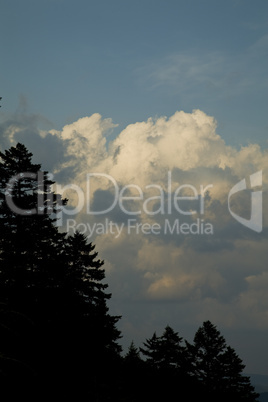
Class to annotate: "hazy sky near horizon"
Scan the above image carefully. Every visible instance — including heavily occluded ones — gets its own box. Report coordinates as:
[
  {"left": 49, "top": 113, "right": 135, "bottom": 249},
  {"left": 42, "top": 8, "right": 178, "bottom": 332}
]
[{"left": 1, "top": 0, "right": 268, "bottom": 376}]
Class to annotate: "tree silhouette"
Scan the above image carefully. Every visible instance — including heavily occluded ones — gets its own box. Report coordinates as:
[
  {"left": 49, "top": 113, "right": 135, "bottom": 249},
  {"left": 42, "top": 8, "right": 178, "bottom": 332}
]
[
  {"left": 158, "top": 325, "right": 185, "bottom": 370},
  {"left": 187, "top": 321, "right": 259, "bottom": 401},
  {"left": 140, "top": 325, "right": 187, "bottom": 372},
  {"left": 120, "top": 342, "right": 146, "bottom": 401},
  {"left": 0, "top": 143, "right": 67, "bottom": 320},
  {"left": 138, "top": 322, "right": 258, "bottom": 401},
  {"left": 0, "top": 143, "right": 122, "bottom": 399},
  {"left": 125, "top": 341, "right": 141, "bottom": 361},
  {"left": 219, "top": 346, "right": 259, "bottom": 400},
  {"left": 140, "top": 326, "right": 195, "bottom": 401},
  {"left": 140, "top": 331, "right": 162, "bottom": 369},
  {"left": 187, "top": 320, "right": 226, "bottom": 391}
]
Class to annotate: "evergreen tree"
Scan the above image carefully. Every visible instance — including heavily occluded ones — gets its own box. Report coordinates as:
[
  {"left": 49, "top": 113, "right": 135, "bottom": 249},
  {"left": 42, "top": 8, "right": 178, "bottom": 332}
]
[
  {"left": 0, "top": 143, "right": 122, "bottom": 399},
  {"left": 187, "top": 320, "right": 226, "bottom": 391},
  {"left": 187, "top": 321, "right": 259, "bottom": 401},
  {"left": 0, "top": 143, "right": 68, "bottom": 395},
  {"left": 121, "top": 341, "right": 145, "bottom": 401},
  {"left": 62, "top": 231, "right": 122, "bottom": 361},
  {"left": 140, "top": 326, "right": 194, "bottom": 401},
  {"left": 140, "top": 325, "right": 186, "bottom": 372},
  {"left": 0, "top": 143, "right": 67, "bottom": 303},
  {"left": 158, "top": 325, "right": 185, "bottom": 371},
  {"left": 125, "top": 341, "right": 142, "bottom": 363},
  {"left": 140, "top": 331, "right": 162, "bottom": 369},
  {"left": 219, "top": 346, "right": 259, "bottom": 401}
]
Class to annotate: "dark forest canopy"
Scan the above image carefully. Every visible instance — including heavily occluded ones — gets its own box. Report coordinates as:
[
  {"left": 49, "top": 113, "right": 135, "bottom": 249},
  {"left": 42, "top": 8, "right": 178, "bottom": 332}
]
[{"left": 0, "top": 143, "right": 259, "bottom": 401}]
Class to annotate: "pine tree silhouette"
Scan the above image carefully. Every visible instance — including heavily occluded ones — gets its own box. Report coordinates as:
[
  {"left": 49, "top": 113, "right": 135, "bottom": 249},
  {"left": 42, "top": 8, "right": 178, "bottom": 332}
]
[
  {"left": 187, "top": 321, "right": 259, "bottom": 401},
  {"left": 0, "top": 143, "right": 122, "bottom": 400}
]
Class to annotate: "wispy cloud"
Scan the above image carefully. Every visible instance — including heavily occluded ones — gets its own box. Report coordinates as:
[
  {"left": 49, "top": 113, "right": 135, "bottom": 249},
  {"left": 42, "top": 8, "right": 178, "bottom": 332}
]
[{"left": 137, "top": 34, "right": 268, "bottom": 100}]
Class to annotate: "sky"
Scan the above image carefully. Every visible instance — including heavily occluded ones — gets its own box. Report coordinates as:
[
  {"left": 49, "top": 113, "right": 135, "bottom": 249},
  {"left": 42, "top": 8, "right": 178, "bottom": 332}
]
[{"left": 1, "top": 0, "right": 268, "bottom": 376}]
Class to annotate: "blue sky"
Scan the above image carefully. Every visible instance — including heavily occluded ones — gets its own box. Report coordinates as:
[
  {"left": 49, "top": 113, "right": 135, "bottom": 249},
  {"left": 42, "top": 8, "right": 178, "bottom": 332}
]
[
  {"left": 1, "top": 0, "right": 268, "bottom": 378},
  {"left": 1, "top": 0, "right": 267, "bottom": 146}
]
